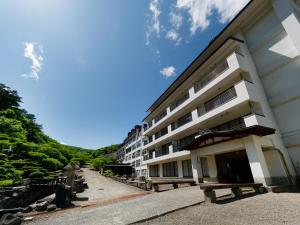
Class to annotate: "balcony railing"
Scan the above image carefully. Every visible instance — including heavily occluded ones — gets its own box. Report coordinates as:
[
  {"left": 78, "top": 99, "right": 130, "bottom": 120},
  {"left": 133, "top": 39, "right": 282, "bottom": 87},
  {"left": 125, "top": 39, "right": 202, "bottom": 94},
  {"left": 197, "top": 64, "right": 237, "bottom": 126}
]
[
  {"left": 171, "top": 112, "right": 193, "bottom": 131},
  {"left": 211, "top": 117, "right": 246, "bottom": 132},
  {"left": 198, "top": 87, "right": 237, "bottom": 117},
  {"left": 194, "top": 60, "right": 229, "bottom": 93},
  {"left": 154, "top": 110, "right": 167, "bottom": 123},
  {"left": 170, "top": 92, "right": 190, "bottom": 112}
]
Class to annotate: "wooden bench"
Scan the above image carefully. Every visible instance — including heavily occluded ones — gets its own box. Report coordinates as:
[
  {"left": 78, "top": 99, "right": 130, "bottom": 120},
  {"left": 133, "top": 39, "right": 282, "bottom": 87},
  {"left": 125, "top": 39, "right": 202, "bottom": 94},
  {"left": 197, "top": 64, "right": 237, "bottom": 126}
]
[
  {"left": 200, "top": 183, "right": 265, "bottom": 203},
  {"left": 150, "top": 179, "right": 195, "bottom": 192}
]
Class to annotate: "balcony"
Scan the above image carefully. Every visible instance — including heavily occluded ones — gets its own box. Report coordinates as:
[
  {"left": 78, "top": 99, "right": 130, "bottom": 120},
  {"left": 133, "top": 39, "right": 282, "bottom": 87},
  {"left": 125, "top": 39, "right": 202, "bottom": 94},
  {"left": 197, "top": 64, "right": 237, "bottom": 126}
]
[
  {"left": 194, "top": 60, "right": 229, "bottom": 93},
  {"left": 170, "top": 92, "right": 190, "bottom": 112},
  {"left": 143, "top": 80, "right": 258, "bottom": 149},
  {"left": 198, "top": 87, "right": 237, "bottom": 116},
  {"left": 143, "top": 51, "right": 249, "bottom": 136}
]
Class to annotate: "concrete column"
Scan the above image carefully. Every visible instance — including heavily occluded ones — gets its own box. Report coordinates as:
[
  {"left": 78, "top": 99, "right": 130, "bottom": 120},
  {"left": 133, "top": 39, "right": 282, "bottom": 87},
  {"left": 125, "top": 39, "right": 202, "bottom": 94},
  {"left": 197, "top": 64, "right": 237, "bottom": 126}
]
[
  {"left": 191, "top": 152, "right": 202, "bottom": 184},
  {"left": 244, "top": 135, "right": 271, "bottom": 186},
  {"left": 169, "top": 144, "right": 173, "bottom": 154},
  {"left": 166, "top": 106, "right": 171, "bottom": 115},
  {"left": 167, "top": 124, "right": 172, "bottom": 134},
  {"left": 189, "top": 86, "right": 195, "bottom": 98},
  {"left": 159, "top": 164, "right": 163, "bottom": 177},
  {"left": 177, "top": 160, "right": 183, "bottom": 178},
  {"left": 191, "top": 109, "right": 198, "bottom": 121}
]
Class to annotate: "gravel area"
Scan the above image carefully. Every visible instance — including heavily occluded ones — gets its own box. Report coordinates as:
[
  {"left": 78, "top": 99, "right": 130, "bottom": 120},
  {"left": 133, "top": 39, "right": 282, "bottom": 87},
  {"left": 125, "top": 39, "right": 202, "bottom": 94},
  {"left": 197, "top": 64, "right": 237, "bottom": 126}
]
[{"left": 136, "top": 191, "right": 300, "bottom": 225}]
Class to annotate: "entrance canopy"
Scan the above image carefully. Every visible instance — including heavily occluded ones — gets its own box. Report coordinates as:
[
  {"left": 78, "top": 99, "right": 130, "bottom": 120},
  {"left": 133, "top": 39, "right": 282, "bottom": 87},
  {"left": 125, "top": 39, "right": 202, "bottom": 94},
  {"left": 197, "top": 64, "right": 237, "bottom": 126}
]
[{"left": 183, "top": 125, "right": 275, "bottom": 151}]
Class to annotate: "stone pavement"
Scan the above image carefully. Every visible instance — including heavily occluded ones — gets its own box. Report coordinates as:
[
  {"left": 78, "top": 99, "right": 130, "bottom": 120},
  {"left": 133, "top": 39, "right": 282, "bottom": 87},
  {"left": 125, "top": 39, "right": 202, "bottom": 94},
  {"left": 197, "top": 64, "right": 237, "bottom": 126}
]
[{"left": 25, "top": 185, "right": 211, "bottom": 225}]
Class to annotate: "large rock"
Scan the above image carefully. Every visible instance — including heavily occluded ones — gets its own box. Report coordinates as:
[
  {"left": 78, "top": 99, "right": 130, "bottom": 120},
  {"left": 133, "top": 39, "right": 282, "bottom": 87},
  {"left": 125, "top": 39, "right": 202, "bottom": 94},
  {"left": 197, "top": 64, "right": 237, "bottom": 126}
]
[
  {"left": 36, "top": 194, "right": 55, "bottom": 204},
  {"left": 14, "top": 212, "right": 23, "bottom": 218},
  {"left": 22, "top": 206, "right": 33, "bottom": 213},
  {"left": 0, "top": 213, "right": 21, "bottom": 225},
  {"left": 46, "top": 204, "right": 56, "bottom": 212},
  {"left": 36, "top": 201, "right": 48, "bottom": 211}
]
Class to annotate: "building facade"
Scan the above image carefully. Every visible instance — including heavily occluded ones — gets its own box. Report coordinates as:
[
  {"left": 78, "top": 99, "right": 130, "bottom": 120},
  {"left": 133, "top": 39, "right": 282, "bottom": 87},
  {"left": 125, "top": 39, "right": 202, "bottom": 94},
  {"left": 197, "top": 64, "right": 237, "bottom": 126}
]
[
  {"left": 141, "top": 0, "right": 300, "bottom": 187},
  {"left": 120, "top": 125, "right": 148, "bottom": 177}
]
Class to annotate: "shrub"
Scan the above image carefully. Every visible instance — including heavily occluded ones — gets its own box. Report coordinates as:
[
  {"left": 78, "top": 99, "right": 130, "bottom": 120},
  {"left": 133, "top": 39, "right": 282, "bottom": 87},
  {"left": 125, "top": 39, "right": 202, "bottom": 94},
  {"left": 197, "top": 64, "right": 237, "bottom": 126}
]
[
  {"left": 42, "top": 158, "right": 63, "bottom": 171},
  {"left": 91, "top": 158, "right": 106, "bottom": 171},
  {"left": 10, "top": 159, "right": 27, "bottom": 169},
  {"left": 7, "top": 169, "right": 23, "bottom": 184},
  {"left": 0, "top": 179, "right": 14, "bottom": 187},
  {"left": 28, "top": 151, "right": 48, "bottom": 161},
  {"left": 58, "top": 155, "right": 68, "bottom": 165},
  {"left": 29, "top": 171, "right": 45, "bottom": 178},
  {"left": 0, "top": 153, "right": 8, "bottom": 160},
  {"left": 102, "top": 169, "right": 114, "bottom": 177}
]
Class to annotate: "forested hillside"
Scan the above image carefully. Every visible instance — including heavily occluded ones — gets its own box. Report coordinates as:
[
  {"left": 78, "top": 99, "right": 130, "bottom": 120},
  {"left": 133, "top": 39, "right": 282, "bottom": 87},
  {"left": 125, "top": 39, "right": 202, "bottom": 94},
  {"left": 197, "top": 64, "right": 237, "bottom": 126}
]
[{"left": 0, "top": 83, "right": 118, "bottom": 186}]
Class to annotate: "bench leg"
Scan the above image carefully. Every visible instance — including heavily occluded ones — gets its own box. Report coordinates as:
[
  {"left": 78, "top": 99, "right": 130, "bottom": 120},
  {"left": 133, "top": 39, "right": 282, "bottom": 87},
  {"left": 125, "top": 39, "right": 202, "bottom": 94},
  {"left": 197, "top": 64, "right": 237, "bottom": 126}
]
[
  {"left": 231, "top": 187, "right": 243, "bottom": 198},
  {"left": 153, "top": 184, "right": 159, "bottom": 192},
  {"left": 204, "top": 190, "right": 216, "bottom": 203},
  {"left": 173, "top": 183, "right": 178, "bottom": 189}
]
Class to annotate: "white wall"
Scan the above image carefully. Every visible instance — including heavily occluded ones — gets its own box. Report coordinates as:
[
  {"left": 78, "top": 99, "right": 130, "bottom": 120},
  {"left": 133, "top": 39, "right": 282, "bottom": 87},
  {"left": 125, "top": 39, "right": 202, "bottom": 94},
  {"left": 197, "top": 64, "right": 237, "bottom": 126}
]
[{"left": 243, "top": 3, "right": 300, "bottom": 169}]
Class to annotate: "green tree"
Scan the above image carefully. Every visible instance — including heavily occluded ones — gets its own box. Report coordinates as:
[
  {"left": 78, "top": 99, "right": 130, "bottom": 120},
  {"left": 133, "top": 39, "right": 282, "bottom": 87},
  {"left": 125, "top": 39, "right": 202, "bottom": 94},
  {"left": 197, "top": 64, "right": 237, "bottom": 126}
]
[{"left": 0, "top": 83, "right": 22, "bottom": 110}]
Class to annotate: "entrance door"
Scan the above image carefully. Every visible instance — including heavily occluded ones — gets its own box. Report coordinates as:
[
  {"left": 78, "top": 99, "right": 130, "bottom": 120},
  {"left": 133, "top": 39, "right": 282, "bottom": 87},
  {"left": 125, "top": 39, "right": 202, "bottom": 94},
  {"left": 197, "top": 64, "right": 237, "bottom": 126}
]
[{"left": 215, "top": 150, "right": 254, "bottom": 183}]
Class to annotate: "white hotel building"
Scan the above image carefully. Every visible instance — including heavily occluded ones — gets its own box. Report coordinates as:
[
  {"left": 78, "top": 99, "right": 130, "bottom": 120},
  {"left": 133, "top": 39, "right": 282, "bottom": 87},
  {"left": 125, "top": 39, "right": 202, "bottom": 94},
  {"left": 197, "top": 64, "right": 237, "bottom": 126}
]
[
  {"left": 121, "top": 125, "right": 147, "bottom": 177},
  {"left": 141, "top": 0, "right": 300, "bottom": 187}
]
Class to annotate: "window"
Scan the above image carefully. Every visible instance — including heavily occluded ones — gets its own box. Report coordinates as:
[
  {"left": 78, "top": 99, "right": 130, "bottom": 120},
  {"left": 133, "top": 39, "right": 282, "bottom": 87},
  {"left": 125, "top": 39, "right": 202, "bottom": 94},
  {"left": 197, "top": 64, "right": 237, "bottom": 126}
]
[
  {"left": 149, "top": 149, "right": 155, "bottom": 159},
  {"left": 163, "top": 161, "right": 178, "bottom": 177},
  {"left": 179, "top": 133, "right": 197, "bottom": 149},
  {"left": 212, "top": 117, "right": 246, "bottom": 131},
  {"left": 149, "top": 165, "right": 159, "bottom": 177},
  {"left": 182, "top": 159, "right": 193, "bottom": 178},
  {"left": 161, "top": 143, "right": 170, "bottom": 156},
  {"left": 136, "top": 159, "right": 141, "bottom": 167},
  {"left": 172, "top": 112, "right": 192, "bottom": 130},
  {"left": 201, "top": 157, "right": 209, "bottom": 177}
]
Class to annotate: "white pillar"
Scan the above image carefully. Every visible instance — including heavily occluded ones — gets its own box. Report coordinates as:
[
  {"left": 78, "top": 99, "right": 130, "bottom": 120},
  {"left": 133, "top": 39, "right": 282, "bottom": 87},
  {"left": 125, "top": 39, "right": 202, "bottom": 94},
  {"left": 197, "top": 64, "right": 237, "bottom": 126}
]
[
  {"left": 159, "top": 164, "right": 163, "bottom": 177},
  {"left": 244, "top": 135, "right": 271, "bottom": 186},
  {"left": 177, "top": 160, "right": 183, "bottom": 178},
  {"left": 191, "top": 152, "right": 202, "bottom": 184}
]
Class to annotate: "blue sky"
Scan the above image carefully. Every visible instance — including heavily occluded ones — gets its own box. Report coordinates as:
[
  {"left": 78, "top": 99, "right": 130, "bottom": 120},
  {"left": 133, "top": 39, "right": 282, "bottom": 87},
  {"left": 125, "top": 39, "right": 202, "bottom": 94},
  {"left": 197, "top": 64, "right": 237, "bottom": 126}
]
[{"left": 0, "top": 0, "right": 249, "bottom": 149}]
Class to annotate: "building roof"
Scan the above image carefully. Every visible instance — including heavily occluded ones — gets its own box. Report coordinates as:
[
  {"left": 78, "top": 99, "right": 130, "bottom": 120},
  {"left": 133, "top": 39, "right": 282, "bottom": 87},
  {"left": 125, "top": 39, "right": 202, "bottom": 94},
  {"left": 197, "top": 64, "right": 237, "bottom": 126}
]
[
  {"left": 144, "top": 0, "right": 262, "bottom": 120},
  {"left": 182, "top": 125, "right": 275, "bottom": 150}
]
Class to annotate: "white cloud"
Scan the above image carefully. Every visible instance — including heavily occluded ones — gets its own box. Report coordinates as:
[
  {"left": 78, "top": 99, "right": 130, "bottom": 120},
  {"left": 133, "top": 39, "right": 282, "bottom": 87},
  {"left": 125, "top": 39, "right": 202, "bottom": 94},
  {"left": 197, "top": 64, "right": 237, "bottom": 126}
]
[
  {"left": 146, "top": 0, "right": 161, "bottom": 45},
  {"left": 22, "top": 42, "right": 44, "bottom": 80},
  {"left": 160, "top": 66, "right": 176, "bottom": 78},
  {"left": 176, "top": 0, "right": 249, "bottom": 34},
  {"left": 170, "top": 11, "right": 183, "bottom": 30},
  {"left": 165, "top": 30, "right": 182, "bottom": 45}
]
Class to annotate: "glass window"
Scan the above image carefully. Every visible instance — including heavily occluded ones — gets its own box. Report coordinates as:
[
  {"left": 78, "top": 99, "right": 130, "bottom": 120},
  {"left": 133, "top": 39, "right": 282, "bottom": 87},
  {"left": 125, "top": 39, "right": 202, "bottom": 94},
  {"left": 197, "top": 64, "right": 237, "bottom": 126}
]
[
  {"left": 182, "top": 159, "right": 193, "bottom": 177},
  {"left": 163, "top": 161, "right": 178, "bottom": 177},
  {"left": 149, "top": 165, "right": 159, "bottom": 177}
]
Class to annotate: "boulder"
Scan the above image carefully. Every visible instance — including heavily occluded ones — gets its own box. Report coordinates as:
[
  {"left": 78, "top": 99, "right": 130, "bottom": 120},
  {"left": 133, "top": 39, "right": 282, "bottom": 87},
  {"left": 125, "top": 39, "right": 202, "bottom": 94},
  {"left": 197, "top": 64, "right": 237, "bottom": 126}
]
[
  {"left": 36, "top": 202, "right": 48, "bottom": 211},
  {"left": 0, "top": 213, "right": 21, "bottom": 225},
  {"left": 22, "top": 206, "right": 33, "bottom": 213},
  {"left": 14, "top": 212, "right": 23, "bottom": 218},
  {"left": 46, "top": 204, "right": 56, "bottom": 212}
]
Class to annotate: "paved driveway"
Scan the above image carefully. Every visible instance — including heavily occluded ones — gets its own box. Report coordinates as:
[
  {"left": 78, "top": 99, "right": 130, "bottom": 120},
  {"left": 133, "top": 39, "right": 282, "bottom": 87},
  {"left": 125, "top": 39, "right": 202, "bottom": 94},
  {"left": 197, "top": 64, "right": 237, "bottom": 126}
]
[
  {"left": 73, "top": 168, "right": 145, "bottom": 206},
  {"left": 25, "top": 185, "right": 206, "bottom": 225}
]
